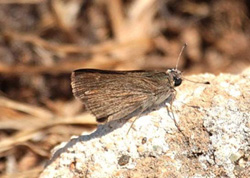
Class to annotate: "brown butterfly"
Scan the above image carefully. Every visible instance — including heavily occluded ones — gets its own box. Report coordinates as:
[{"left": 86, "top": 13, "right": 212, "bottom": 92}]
[
  {"left": 70, "top": 44, "right": 208, "bottom": 124},
  {"left": 71, "top": 68, "right": 182, "bottom": 123}
]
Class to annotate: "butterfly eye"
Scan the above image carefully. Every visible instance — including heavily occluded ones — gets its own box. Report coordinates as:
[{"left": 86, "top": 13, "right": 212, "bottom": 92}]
[{"left": 174, "top": 77, "right": 182, "bottom": 86}]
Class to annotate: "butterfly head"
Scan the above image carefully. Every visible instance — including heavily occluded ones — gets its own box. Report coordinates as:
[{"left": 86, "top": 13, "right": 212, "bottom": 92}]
[{"left": 166, "top": 69, "right": 182, "bottom": 87}]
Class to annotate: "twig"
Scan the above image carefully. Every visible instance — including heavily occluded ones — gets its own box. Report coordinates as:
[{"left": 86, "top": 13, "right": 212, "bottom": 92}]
[
  {"left": 0, "top": 96, "right": 54, "bottom": 119},
  {"left": 0, "top": 0, "right": 42, "bottom": 4}
]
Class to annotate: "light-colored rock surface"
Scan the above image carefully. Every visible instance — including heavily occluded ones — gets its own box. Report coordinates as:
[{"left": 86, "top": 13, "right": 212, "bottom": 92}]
[{"left": 40, "top": 68, "right": 250, "bottom": 178}]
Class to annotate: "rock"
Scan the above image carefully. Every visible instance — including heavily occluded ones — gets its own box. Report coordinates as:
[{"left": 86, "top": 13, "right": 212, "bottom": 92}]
[{"left": 40, "top": 68, "right": 250, "bottom": 178}]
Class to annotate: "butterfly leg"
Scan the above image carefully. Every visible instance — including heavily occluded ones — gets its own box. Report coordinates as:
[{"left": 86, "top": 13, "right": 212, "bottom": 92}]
[
  {"left": 166, "top": 89, "right": 190, "bottom": 145},
  {"left": 166, "top": 89, "right": 179, "bottom": 129},
  {"left": 126, "top": 106, "right": 148, "bottom": 135},
  {"left": 126, "top": 116, "right": 139, "bottom": 135}
]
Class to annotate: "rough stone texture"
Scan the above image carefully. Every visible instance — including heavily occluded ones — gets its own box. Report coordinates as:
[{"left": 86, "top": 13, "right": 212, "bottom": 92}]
[{"left": 40, "top": 68, "right": 250, "bottom": 178}]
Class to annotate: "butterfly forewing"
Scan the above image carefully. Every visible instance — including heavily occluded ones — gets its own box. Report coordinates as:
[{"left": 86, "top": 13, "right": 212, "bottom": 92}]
[{"left": 71, "top": 69, "right": 173, "bottom": 122}]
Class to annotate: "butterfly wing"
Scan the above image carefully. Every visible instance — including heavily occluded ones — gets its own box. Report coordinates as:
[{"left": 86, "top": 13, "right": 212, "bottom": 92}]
[{"left": 71, "top": 69, "right": 173, "bottom": 122}]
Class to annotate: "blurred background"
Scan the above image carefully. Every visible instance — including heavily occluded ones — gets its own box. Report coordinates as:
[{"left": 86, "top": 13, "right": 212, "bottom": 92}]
[{"left": 0, "top": 0, "right": 249, "bottom": 177}]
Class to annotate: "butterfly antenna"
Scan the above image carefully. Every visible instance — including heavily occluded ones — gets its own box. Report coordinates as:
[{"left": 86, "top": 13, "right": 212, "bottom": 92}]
[
  {"left": 176, "top": 43, "right": 187, "bottom": 70},
  {"left": 183, "top": 77, "right": 210, "bottom": 84}
]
